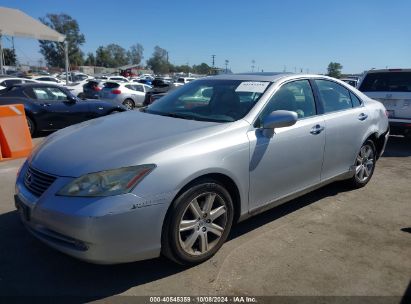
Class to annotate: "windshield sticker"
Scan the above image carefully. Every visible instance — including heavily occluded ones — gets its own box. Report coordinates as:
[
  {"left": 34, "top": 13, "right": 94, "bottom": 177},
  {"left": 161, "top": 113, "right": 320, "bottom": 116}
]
[{"left": 235, "top": 81, "right": 270, "bottom": 93}]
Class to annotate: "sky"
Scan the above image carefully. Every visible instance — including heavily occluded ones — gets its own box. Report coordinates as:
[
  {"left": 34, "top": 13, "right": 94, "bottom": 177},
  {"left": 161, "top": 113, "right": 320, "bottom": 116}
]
[{"left": 0, "top": 0, "right": 410, "bottom": 74}]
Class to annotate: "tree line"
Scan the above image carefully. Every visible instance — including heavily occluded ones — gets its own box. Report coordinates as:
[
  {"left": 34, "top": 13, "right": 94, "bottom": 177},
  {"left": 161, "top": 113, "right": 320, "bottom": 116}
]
[{"left": 33, "top": 13, "right": 212, "bottom": 74}]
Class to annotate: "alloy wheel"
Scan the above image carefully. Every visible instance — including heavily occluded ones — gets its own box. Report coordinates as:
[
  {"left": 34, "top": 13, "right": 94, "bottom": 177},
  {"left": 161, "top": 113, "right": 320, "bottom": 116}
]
[
  {"left": 178, "top": 192, "right": 228, "bottom": 256},
  {"left": 123, "top": 100, "right": 134, "bottom": 110},
  {"left": 355, "top": 144, "right": 375, "bottom": 182}
]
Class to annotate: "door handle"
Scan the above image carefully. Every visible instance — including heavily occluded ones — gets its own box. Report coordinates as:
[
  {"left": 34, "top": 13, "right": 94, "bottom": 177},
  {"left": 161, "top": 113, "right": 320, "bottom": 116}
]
[
  {"left": 310, "top": 124, "right": 325, "bottom": 135},
  {"left": 40, "top": 103, "right": 51, "bottom": 107},
  {"left": 358, "top": 113, "right": 368, "bottom": 121}
]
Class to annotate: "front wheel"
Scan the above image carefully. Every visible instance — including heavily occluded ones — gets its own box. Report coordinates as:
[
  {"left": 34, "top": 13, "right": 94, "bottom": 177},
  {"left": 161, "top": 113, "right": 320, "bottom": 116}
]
[
  {"left": 26, "top": 116, "right": 35, "bottom": 136},
  {"left": 162, "top": 180, "right": 234, "bottom": 265},
  {"left": 349, "top": 140, "right": 376, "bottom": 188}
]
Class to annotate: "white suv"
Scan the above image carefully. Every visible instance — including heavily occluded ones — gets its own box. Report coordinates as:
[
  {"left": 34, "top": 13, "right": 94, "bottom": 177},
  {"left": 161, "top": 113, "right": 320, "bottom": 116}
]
[{"left": 358, "top": 69, "right": 411, "bottom": 137}]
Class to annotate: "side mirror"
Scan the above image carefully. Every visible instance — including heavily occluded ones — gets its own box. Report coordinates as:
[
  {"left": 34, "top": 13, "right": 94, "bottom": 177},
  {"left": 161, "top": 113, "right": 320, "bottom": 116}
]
[
  {"left": 262, "top": 110, "right": 298, "bottom": 129},
  {"left": 65, "top": 95, "right": 77, "bottom": 103}
]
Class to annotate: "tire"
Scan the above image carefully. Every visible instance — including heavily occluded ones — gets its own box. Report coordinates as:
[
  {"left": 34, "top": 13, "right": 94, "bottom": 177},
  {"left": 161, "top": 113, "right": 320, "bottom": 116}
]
[
  {"left": 26, "top": 116, "right": 35, "bottom": 136},
  {"left": 349, "top": 140, "right": 376, "bottom": 188},
  {"left": 122, "top": 99, "right": 135, "bottom": 110},
  {"left": 162, "top": 179, "right": 234, "bottom": 265}
]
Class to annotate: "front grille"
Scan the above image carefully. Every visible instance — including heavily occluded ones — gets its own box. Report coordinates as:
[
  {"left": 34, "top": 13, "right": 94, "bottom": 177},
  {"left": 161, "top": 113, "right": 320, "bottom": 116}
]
[{"left": 24, "top": 166, "right": 57, "bottom": 197}]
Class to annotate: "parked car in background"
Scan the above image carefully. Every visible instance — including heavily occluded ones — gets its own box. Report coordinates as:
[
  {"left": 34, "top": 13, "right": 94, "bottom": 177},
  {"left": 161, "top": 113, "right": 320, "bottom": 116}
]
[
  {"left": 82, "top": 79, "right": 105, "bottom": 99},
  {"left": 341, "top": 78, "right": 358, "bottom": 87},
  {"left": 174, "top": 77, "right": 196, "bottom": 87},
  {"left": 137, "top": 78, "right": 152, "bottom": 86},
  {"left": 0, "top": 83, "right": 126, "bottom": 135},
  {"left": 0, "top": 77, "right": 38, "bottom": 90},
  {"left": 99, "top": 81, "right": 151, "bottom": 109},
  {"left": 106, "top": 76, "right": 129, "bottom": 83},
  {"left": 143, "top": 79, "right": 177, "bottom": 106},
  {"left": 358, "top": 68, "right": 411, "bottom": 137},
  {"left": 64, "top": 80, "right": 89, "bottom": 97},
  {"left": 58, "top": 72, "right": 91, "bottom": 83},
  {"left": 32, "top": 76, "right": 63, "bottom": 84},
  {"left": 15, "top": 73, "right": 389, "bottom": 265}
]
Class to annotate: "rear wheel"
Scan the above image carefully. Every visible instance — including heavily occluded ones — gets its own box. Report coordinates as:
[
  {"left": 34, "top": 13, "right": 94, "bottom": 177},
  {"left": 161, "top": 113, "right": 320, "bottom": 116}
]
[
  {"left": 162, "top": 180, "right": 234, "bottom": 265},
  {"left": 122, "top": 99, "right": 135, "bottom": 110},
  {"left": 349, "top": 140, "right": 376, "bottom": 188}
]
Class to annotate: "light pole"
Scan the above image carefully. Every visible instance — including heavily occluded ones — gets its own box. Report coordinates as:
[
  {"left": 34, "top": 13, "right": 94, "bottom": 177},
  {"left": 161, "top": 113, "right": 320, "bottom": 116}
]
[
  {"left": 225, "top": 59, "right": 229, "bottom": 73},
  {"left": 251, "top": 60, "right": 255, "bottom": 72}
]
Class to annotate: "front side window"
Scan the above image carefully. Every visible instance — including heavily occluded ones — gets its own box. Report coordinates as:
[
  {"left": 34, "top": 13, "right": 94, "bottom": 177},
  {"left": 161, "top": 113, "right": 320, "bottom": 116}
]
[
  {"left": 315, "top": 80, "right": 353, "bottom": 113},
  {"left": 146, "top": 79, "right": 272, "bottom": 122},
  {"left": 32, "top": 87, "right": 69, "bottom": 101},
  {"left": 260, "top": 80, "right": 316, "bottom": 121}
]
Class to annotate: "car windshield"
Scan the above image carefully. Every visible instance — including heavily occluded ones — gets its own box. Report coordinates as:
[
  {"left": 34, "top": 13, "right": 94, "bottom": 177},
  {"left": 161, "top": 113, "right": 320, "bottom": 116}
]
[{"left": 145, "top": 79, "right": 272, "bottom": 122}]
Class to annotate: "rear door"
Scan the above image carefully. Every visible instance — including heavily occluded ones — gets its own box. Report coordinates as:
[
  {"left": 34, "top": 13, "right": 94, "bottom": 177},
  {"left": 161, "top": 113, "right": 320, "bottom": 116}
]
[
  {"left": 125, "top": 84, "right": 145, "bottom": 105},
  {"left": 313, "top": 79, "right": 369, "bottom": 180}
]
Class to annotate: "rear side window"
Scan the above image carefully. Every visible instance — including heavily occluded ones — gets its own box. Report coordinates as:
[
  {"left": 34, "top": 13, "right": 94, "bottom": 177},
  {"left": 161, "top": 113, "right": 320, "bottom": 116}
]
[
  {"left": 359, "top": 72, "right": 411, "bottom": 92},
  {"left": 104, "top": 82, "right": 120, "bottom": 89},
  {"left": 315, "top": 80, "right": 353, "bottom": 113},
  {"left": 350, "top": 92, "right": 362, "bottom": 107}
]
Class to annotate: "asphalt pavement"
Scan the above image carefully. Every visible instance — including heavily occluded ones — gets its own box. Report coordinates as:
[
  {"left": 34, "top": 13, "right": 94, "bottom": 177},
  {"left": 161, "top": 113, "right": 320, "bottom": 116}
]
[{"left": 0, "top": 136, "right": 410, "bottom": 302}]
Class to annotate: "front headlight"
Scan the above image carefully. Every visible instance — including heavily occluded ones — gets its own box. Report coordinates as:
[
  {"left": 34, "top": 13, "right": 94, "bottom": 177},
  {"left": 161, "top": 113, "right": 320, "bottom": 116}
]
[{"left": 57, "top": 165, "right": 155, "bottom": 197}]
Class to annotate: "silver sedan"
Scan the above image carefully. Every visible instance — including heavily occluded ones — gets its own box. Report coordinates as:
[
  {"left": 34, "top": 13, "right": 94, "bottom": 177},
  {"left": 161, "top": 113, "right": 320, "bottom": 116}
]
[{"left": 15, "top": 73, "right": 389, "bottom": 265}]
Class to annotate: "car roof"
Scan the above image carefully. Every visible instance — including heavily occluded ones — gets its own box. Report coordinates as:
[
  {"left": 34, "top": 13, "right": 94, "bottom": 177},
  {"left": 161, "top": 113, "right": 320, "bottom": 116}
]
[
  {"left": 365, "top": 69, "right": 411, "bottom": 73},
  {"left": 8, "top": 83, "right": 63, "bottom": 88},
  {"left": 0, "top": 77, "right": 34, "bottom": 81},
  {"left": 207, "top": 72, "right": 294, "bottom": 82}
]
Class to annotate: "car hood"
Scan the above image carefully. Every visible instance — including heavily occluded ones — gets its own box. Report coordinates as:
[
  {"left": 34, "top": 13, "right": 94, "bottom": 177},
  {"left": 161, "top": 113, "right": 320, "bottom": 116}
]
[{"left": 29, "top": 111, "right": 228, "bottom": 177}]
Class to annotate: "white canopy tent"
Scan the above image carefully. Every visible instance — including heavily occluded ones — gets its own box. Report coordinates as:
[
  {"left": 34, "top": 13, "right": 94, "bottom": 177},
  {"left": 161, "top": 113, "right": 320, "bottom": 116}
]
[{"left": 0, "top": 6, "right": 69, "bottom": 83}]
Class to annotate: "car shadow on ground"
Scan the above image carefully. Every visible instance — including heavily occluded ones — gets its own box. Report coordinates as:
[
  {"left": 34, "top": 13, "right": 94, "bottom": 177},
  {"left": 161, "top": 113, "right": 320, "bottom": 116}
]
[{"left": 382, "top": 136, "right": 411, "bottom": 157}]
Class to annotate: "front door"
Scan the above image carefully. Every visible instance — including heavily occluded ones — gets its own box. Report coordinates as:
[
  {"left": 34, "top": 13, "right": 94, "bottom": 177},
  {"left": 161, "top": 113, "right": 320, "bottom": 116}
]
[
  {"left": 248, "top": 79, "right": 326, "bottom": 210},
  {"left": 31, "top": 86, "right": 89, "bottom": 129}
]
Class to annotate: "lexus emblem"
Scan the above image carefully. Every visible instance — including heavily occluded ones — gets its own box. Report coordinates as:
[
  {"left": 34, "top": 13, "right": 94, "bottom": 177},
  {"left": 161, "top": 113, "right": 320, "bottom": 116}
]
[{"left": 26, "top": 172, "right": 33, "bottom": 185}]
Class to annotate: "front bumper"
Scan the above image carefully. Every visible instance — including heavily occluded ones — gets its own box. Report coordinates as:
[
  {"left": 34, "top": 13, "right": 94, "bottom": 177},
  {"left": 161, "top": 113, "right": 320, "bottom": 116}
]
[{"left": 15, "top": 162, "right": 174, "bottom": 264}]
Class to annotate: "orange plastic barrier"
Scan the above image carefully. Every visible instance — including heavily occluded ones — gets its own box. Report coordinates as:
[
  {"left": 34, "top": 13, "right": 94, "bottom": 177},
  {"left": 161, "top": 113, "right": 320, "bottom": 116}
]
[{"left": 0, "top": 104, "right": 33, "bottom": 161}]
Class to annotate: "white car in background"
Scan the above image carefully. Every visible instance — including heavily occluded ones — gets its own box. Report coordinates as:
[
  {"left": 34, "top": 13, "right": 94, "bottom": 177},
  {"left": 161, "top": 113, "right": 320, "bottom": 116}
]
[
  {"left": 64, "top": 80, "right": 90, "bottom": 97},
  {"left": 358, "top": 68, "right": 411, "bottom": 137},
  {"left": 99, "top": 81, "right": 152, "bottom": 109},
  {"left": 174, "top": 77, "right": 196, "bottom": 87},
  {"left": 107, "top": 76, "right": 129, "bottom": 83},
  {"left": 32, "top": 76, "right": 63, "bottom": 84},
  {"left": 0, "top": 77, "right": 38, "bottom": 90}
]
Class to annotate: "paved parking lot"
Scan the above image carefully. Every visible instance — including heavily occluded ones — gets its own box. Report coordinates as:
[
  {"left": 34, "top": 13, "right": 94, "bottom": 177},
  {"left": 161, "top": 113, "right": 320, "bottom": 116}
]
[{"left": 0, "top": 136, "right": 410, "bottom": 301}]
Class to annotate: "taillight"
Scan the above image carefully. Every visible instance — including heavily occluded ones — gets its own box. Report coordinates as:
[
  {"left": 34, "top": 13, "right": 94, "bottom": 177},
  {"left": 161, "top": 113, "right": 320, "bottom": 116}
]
[
  {"left": 150, "top": 95, "right": 155, "bottom": 103},
  {"left": 111, "top": 89, "right": 121, "bottom": 94},
  {"left": 93, "top": 86, "right": 101, "bottom": 91}
]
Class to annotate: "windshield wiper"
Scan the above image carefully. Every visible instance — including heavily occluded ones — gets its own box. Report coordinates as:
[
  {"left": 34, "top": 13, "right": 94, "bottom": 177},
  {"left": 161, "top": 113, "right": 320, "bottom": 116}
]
[{"left": 163, "top": 112, "right": 196, "bottom": 120}]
